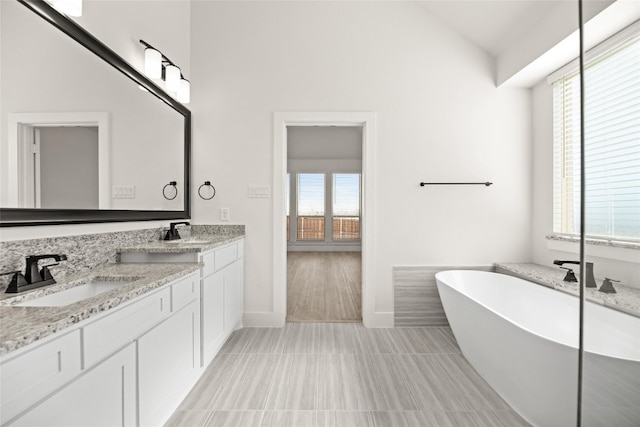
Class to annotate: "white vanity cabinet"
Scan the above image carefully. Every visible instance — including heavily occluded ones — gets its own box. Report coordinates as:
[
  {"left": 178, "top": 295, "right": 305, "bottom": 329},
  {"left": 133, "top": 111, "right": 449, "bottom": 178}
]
[
  {"left": 0, "top": 271, "right": 200, "bottom": 427},
  {"left": 200, "top": 240, "right": 244, "bottom": 365},
  {"left": 120, "top": 239, "right": 245, "bottom": 368}
]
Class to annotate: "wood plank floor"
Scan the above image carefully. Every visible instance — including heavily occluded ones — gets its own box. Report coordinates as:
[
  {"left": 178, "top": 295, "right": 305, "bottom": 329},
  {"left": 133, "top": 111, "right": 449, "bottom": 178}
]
[
  {"left": 166, "top": 323, "right": 531, "bottom": 427},
  {"left": 287, "top": 252, "right": 361, "bottom": 323}
]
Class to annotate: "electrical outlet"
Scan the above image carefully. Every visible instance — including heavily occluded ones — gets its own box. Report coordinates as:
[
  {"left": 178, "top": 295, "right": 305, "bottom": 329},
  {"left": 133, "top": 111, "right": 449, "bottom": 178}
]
[{"left": 220, "top": 208, "right": 229, "bottom": 221}]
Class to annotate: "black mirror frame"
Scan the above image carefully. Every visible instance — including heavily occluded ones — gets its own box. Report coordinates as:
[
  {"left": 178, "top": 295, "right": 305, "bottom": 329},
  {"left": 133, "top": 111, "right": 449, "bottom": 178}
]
[{"left": 1, "top": 0, "right": 191, "bottom": 227}]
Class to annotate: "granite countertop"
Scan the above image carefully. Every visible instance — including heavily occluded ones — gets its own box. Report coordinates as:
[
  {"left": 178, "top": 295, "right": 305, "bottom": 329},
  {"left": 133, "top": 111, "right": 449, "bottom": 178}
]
[
  {"left": 116, "top": 233, "right": 244, "bottom": 254},
  {"left": 0, "top": 262, "right": 200, "bottom": 356},
  {"left": 495, "top": 262, "right": 640, "bottom": 318}
]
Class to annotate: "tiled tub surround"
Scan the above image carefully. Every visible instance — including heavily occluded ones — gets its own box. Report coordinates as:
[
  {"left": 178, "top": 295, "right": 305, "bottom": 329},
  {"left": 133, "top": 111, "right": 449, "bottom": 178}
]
[
  {"left": 0, "top": 262, "right": 200, "bottom": 355},
  {"left": 393, "top": 266, "right": 494, "bottom": 327},
  {"left": 496, "top": 262, "right": 640, "bottom": 318}
]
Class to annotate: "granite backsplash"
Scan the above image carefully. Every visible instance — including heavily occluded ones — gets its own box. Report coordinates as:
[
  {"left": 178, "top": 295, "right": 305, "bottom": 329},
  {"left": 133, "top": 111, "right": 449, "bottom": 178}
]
[{"left": 0, "top": 227, "right": 165, "bottom": 290}]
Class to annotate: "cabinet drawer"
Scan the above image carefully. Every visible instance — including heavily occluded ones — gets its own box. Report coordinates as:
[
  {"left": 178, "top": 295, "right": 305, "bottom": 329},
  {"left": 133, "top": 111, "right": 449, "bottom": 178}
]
[
  {"left": 83, "top": 287, "right": 171, "bottom": 367},
  {"left": 172, "top": 273, "right": 199, "bottom": 312},
  {"left": 1, "top": 330, "right": 82, "bottom": 424},
  {"left": 201, "top": 243, "right": 237, "bottom": 277},
  {"left": 215, "top": 243, "right": 237, "bottom": 271}
]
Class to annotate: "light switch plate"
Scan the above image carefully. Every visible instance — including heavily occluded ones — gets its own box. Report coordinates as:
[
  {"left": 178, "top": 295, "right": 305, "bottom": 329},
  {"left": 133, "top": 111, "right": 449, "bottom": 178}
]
[
  {"left": 112, "top": 185, "right": 135, "bottom": 199},
  {"left": 248, "top": 185, "right": 271, "bottom": 198}
]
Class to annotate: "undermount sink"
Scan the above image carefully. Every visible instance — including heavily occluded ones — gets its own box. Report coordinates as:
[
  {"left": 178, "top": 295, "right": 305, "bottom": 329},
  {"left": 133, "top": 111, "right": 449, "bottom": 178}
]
[{"left": 15, "top": 278, "right": 141, "bottom": 307}]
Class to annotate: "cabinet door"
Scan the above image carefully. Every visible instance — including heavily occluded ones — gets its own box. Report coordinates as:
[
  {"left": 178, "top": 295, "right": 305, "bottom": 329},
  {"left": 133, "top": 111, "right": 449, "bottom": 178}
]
[
  {"left": 201, "top": 269, "right": 225, "bottom": 365},
  {"left": 10, "top": 343, "right": 136, "bottom": 427},
  {"left": 224, "top": 259, "right": 244, "bottom": 333},
  {"left": 138, "top": 300, "right": 200, "bottom": 427}
]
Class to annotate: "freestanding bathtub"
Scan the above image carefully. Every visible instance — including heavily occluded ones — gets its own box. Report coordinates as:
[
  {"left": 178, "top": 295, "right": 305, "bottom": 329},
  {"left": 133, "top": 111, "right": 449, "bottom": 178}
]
[{"left": 435, "top": 270, "right": 640, "bottom": 427}]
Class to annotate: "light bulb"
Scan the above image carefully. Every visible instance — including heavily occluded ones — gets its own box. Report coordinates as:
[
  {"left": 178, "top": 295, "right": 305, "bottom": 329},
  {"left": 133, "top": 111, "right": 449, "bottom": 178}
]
[
  {"left": 144, "top": 48, "right": 162, "bottom": 79},
  {"left": 177, "top": 79, "right": 190, "bottom": 104},
  {"left": 48, "top": 0, "right": 82, "bottom": 17},
  {"left": 165, "top": 65, "right": 181, "bottom": 93}
]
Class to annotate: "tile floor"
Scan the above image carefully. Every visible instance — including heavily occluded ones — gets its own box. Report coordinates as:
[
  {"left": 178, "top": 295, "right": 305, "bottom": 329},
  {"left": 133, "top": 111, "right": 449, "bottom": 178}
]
[{"left": 166, "top": 323, "right": 531, "bottom": 427}]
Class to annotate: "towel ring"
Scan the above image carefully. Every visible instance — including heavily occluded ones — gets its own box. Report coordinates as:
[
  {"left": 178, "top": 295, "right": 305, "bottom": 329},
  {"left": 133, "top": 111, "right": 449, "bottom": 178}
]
[
  {"left": 163, "top": 181, "right": 178, "bottom": 200},
  {"left": 198, "top": 181, "right": 216, "bottom": 200}
]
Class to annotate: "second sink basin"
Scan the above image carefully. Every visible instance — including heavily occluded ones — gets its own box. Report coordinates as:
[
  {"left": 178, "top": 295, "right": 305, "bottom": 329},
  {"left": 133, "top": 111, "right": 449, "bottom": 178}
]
[{"left": 15, "top": 278, "right": 141, "bottom": 307}]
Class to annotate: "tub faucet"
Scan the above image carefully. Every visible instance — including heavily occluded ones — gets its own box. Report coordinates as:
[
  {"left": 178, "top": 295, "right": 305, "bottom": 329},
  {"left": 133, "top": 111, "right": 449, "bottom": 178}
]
[
  {"left": 4, "top": 254, "right": 68, "bottom": 293},
  {"left": 164, "top": 221, "right": 190, "bottom": 240},
  {"left": 599, "top": 278, "right": 619, "bottom": 294},
  {"left": 553, "top": 260, "right": 597, "bottom": 288}
]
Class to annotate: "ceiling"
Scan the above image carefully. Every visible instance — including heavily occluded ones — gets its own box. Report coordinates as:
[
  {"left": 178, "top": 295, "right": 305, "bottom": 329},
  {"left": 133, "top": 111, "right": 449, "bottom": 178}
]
[{"left": 418, "top": 0, "right": 570, "bottom": 58}]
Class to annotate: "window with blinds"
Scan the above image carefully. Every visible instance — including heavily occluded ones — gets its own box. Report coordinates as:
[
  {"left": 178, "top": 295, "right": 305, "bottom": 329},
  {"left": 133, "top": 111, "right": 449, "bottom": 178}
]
[
  {"left": 552, "top": 25, "right": 640, "bottom": 241},
  {"left": 333, "top": 173, "right": 361, "bottom": 240},
  {"left": 297, "top": 173, "right": 325, "bottom": 240}
]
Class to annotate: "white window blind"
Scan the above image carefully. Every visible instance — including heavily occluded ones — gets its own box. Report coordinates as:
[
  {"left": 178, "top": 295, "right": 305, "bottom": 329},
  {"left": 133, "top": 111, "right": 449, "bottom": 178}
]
[
  {"left": 552, "top": 26, "right": 640, "bottom": 241},
  {"left": 297, "top": 173, "right": 325, "bottom": 240},
  {"left": 297, "top": 173, "right": 325, "bottom": 216},
  {"left": 333, "top": 173, "right": 361, "bottom": 240}
]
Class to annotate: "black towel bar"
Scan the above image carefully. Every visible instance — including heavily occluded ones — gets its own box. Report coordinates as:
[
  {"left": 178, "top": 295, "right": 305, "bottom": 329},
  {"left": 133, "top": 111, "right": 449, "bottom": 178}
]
[{"left": 419, "top": 182, "right": 493, "bottom": 187}]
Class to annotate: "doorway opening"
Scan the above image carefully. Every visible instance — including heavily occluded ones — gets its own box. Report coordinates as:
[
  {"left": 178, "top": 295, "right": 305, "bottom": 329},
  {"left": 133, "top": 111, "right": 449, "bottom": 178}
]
[
  {"left": 29, "top": 126, "right": 99, "bottom": 209},
  {"left": 286, "top": 126, "right": 362, "bottom": 322},
  {"left": 273, "top": 112, "right": 377, "bottom": 327}
]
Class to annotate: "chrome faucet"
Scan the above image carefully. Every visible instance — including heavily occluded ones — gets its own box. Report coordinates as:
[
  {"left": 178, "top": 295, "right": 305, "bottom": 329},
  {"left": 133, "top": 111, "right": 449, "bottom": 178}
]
[
  {"left": 164, "top": 221, "right": 190, "bottom": 240},
  {"left": 4, "top": 254, "right": 68, "bottom": 293},
  {"left": 553, "top": 260, "right": 597, "bottom": 288}
]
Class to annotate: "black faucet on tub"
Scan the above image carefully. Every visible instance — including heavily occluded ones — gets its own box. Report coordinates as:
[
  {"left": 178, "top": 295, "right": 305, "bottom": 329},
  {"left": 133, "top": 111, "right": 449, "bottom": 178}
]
[
  {"left": 3, "top": 254, "right": 68, "bottom": 293},
  {"left": 553, "top": 260, "right": 597, "bottom": 288},
  {"left": 164, "top": 221, "right": 190, "bottom": 241}
]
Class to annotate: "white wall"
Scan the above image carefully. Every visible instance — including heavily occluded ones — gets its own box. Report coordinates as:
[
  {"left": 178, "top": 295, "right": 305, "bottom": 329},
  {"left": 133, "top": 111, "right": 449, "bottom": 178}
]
[
  {"left": 189, "top": 1, "right": 532, "bottom": 324},
  {"left": 531, "top": 80, "right": 640, "bottom": 289}
]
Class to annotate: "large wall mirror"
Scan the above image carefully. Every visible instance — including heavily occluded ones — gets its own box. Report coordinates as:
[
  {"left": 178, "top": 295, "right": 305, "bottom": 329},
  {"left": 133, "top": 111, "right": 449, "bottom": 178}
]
[{"left": 0, "top": 0, "right": 191, "bottom": 226}]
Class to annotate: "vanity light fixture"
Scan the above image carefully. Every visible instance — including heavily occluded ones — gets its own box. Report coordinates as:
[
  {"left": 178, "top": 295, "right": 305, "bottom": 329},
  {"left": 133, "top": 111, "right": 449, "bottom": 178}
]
[
  {"left": 139, "top": 40, "right": 190, "bottom": 104},
  {"left": 144, "top": 48, "right": 162, "bottom": 79},
  {"left": 46, "top": 0, "right": 82, "bottom": 17},
  {"left": 165, "top": 64, "right": 181, "bottom": 92},
  {"left": 177, "top": 79, "right": 191, "bottom": 103}
]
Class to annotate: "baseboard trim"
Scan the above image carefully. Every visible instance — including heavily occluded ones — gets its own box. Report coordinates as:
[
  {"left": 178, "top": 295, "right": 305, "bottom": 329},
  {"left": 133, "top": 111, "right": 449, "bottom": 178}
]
[
  {"left": 242, "top": 312, "right": 286, "bottom": 327},
  {"left": 363, "top": 311, "right": 394, "bottom": 328}
]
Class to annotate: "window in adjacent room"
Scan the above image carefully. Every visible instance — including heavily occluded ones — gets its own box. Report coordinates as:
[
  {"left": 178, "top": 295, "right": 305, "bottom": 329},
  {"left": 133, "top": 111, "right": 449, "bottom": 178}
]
[
  {"left": 551, "top": 24, "right": 639, "bottom": 241},
  {"left": 332, "top": 173, "right": 361, "bottom": 240},
  {"left": 297, "top": 173, "right": 325, "bottom": 240}
]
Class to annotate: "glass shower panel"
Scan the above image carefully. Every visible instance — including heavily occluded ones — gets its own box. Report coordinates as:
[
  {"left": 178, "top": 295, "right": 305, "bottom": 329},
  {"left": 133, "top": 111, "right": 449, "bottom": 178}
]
[{"left": 580, "top": 7, "right": 640, "bottom": 426}]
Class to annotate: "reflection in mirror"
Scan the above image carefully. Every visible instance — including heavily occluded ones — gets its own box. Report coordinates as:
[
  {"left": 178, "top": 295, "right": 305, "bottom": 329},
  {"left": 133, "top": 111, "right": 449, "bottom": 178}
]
[
  {"left": 28, "top": 125, "right": 99, "bottom": 209},
  {"left": 0, "top": 0, "right": 190, "bottom": 226}
]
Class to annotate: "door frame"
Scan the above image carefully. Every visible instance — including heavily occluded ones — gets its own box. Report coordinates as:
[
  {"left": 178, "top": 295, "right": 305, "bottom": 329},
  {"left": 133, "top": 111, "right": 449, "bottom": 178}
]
[{"left": 273, "top": 112, "right": 377, "bottom": 327}]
